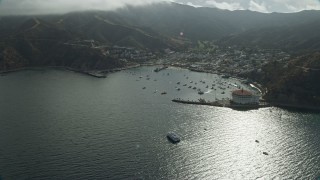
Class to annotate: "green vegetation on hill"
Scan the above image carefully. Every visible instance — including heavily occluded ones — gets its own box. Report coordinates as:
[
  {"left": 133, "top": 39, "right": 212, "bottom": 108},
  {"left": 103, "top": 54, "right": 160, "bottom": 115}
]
[
  {"left": 1, "top": 2, "right": 320, "bottom": 75},
  {"left": 219, "top": 19, "right": 320, "bottom": 54},
  {"left": 248, "top": 53, "right": 320, "bottom": 106}
]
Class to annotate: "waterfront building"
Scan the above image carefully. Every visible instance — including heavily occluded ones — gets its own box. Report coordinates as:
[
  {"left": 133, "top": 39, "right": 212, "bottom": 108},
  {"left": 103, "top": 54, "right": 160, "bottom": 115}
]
[{"left": 231, "top": 89, "right": 259, "bottom": 104}]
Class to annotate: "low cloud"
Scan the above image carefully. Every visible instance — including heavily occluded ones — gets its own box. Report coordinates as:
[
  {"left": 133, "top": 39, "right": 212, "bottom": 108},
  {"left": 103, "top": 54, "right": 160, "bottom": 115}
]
[
  {"left": 282, "top": 0, "right": 320, "bottom": 12},
  {"left": 186, "top": 2, "right": 203, "bottom": 7},
  {"left": 176, "top": 0, "right": 320, "bottom": 13},
  {"left": 1, "top": 0, "right": 320, "bottom": 15},
  {"left": 205, "top": 0, "right": 244, "bottom": 11},
  {"left": 249, "top": 0, "right": 268, "bottom": 13},
  {"left": 0, "top": 0, "right": 164, "bottom": 15}
]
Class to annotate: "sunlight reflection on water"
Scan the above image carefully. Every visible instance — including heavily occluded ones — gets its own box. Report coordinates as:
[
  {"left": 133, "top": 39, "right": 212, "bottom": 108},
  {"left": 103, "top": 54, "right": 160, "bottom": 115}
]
[{"left": 0, "top": 67, "right": 319, "bottom": 179}]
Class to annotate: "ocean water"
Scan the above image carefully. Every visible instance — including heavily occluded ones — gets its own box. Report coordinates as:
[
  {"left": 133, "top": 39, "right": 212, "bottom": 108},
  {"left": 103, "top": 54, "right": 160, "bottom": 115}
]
[{"left": 0, "top": 67, "right": 319, "bottom": 179}]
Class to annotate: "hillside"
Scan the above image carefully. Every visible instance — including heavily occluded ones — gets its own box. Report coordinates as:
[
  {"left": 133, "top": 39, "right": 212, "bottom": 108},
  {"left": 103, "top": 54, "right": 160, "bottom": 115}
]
[
  {"left": 219, "top": 18, "right": 320, "bottom": 54},
  {"left": 1, "top": 3, "right": 320, "bottom": 72},
  {"left": 247, "top": 53, "right": 320, "bottom": 106}
]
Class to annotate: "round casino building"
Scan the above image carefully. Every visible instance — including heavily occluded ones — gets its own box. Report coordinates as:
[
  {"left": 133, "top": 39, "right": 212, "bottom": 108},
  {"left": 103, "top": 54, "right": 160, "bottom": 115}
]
[{"left": 231, "top": 89, "right": 260, "bottom": 105}]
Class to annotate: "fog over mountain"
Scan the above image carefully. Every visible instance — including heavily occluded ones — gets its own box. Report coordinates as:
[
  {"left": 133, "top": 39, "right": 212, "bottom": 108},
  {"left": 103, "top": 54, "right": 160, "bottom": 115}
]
[
  {"left": 1, "top": 0, "right": 320, "bottom": 15},
  {"left": 0, "top": 0, "right": 165, "bottom": 15},
  {"left": 176, "top": 0, "right": 320, "bottom": 12}
]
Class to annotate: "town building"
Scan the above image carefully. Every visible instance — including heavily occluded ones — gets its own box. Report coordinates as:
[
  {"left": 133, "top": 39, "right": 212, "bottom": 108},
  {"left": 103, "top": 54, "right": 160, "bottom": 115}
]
[{"left": 231, "top": 89, "right": 260, "bottom": 104}]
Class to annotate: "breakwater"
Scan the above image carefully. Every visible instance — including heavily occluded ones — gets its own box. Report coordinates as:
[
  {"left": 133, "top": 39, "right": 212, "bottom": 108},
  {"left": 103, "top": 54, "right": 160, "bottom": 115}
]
[
  {"left": 172, "top": 99, "right": 270, "bottom": 110},
  {"left": 0, "top": 64, "right": 141, "bottom": 78}
]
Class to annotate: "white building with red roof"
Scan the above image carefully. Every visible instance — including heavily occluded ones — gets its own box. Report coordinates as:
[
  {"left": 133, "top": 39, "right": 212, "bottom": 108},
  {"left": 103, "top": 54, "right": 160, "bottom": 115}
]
[{"left": 231, "top": 89, "right": 260, "bottom": 104}]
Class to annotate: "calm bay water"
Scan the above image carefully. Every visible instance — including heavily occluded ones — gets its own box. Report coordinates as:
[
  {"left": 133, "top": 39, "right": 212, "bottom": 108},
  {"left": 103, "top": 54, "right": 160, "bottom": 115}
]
[{"left": 0, "top": 67, "right": 319, "bottom": 179}]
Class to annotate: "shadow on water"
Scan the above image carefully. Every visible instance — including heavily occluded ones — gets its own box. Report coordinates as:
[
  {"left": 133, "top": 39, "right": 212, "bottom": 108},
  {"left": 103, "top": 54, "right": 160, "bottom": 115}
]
[
  {"left": 278, "top": 106, "right": 320, "bottom": 114},
  {"left": 230, "top": 107, "right": 261, "bottom": 111}
]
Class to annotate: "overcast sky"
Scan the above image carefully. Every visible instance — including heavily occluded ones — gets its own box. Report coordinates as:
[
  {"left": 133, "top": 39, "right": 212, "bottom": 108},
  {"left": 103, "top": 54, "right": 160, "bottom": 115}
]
[{"left": 0, "top": 0, "right": 320, "bottom": 15}]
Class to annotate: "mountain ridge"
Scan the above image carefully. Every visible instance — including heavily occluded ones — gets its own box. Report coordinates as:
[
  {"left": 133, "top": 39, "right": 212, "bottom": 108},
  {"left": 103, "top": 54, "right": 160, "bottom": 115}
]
[{"left": 1, "top": 2, "right": 320, "bottom": 71}]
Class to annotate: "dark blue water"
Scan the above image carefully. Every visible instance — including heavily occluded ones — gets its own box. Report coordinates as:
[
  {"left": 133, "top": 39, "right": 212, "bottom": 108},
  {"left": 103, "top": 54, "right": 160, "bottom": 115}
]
[{"left": 0, "top": 67, "right": 319, "bottom": 179}]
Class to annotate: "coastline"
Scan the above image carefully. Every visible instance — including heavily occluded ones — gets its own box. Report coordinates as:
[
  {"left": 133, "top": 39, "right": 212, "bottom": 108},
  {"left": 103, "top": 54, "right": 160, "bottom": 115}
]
[
  {"left": 170, "top": 66, "right": 320, "bottom": 112},
  {"left": 2, "top": 64, "right": 319, "bottom": 112},
  {"left": 0, "top": 64, "right": 141, "bottom": 78}
]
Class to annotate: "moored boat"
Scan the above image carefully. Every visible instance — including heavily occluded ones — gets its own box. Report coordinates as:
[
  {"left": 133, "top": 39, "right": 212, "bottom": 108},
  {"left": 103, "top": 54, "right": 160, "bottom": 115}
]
[
  {"left": 161, "top": 91, "right": 167, "bottom": 95},
  {"left": 198, "top": 91, "right": 204, "bottom": 95},
  {"left": 167, "top": 132, "right": 180, "bottom": 143}
]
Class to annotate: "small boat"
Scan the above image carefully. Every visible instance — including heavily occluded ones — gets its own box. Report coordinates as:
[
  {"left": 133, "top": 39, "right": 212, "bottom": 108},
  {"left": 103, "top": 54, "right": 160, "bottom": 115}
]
[
  {"left": 167, "top": 132, "right": 180, "bottom": 143},
  {"left": 255, "top": 140, "right": 259, "bottom": 143},
  {"left": 142, "top": 87, "right": 146, "bottom": 89},
  {"left": 263, "top": 152, "right": 269, "bottom": 155},
  {"left": 161, "top": 91, "right": 167, "bottom": 95},
  {"left": 198, "top": 91, "right": 204, "bottom": 95}
]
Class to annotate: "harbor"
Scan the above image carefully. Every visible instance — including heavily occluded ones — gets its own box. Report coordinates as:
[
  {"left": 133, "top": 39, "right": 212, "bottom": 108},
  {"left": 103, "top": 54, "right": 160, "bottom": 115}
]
[
  {"left": 1, "top": 65, "right": 319, "bottom": 179},
  {"left": 132, "top": 66, "right": 265, "bottom": 109}
]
